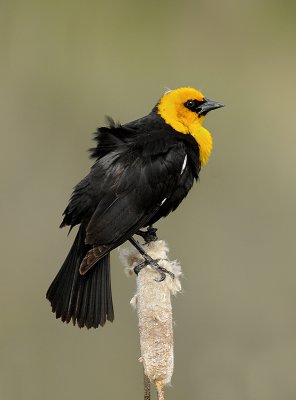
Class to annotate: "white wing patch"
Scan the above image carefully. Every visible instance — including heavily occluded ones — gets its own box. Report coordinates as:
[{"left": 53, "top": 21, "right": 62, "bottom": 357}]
[
  {"left": 160, "top": 198, "right": 167, "bottom": 206},
  {"left": 180, "top": 154, "right": 187, "bottom": 175}
]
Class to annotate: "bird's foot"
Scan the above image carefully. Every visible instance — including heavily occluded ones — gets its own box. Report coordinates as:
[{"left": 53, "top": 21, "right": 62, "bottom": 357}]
[
  {"left": 136, "top": 225, "right": 158, "bottom": 243},
  {"left": 129, "top": 235, "right": 174, "bottom": 281},
  {"left": 134, "top": 255, "right": 175, "bottom": 282}
]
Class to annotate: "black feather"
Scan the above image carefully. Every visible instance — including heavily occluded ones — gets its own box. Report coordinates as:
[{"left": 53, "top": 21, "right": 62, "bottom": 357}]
[
  {"left": 47, "top": 106, "right": 201, "bottom": 328},
  {"left": 46, "top": 226, "right": 114, "bottom": 328}
]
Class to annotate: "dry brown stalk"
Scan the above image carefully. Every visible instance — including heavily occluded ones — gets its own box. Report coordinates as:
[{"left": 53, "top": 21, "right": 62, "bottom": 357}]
[{"left": 119, "top": 240, "right": 182, "bottom": 399}]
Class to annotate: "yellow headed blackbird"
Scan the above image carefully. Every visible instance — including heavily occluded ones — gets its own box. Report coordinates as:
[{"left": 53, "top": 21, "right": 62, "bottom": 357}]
[{"left": 46, "top": 87, "right": 223, "bottom": 329}]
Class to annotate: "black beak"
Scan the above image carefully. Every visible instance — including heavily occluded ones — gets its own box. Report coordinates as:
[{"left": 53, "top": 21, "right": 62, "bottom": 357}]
[{"left": 198, "top": 98, "right": 224, "bottom": 116}]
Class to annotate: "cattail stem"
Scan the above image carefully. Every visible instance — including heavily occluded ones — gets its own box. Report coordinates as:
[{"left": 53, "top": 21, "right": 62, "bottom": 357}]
[
  {"left": 156, "top": 380, "right": 165, "bottom": 400},
  {"left": 119, "top": 240, "right": 182, "bottom": 399},
  {"left": 143, "top": 371, "right": 151, "bottom": 400}
]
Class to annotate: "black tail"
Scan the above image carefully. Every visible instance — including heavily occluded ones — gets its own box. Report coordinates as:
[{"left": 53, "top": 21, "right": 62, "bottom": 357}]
[{"left": 46, "top": 226, "right": 114, "bottom": 328}]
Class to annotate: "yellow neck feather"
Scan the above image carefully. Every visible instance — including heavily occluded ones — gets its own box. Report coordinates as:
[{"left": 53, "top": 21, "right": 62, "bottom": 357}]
[
  {"left": 189, "top": 124, "right": 213, "bottom": 166},
  {"left": 157, "top": 88, "right": 213, "bottom": 166}
]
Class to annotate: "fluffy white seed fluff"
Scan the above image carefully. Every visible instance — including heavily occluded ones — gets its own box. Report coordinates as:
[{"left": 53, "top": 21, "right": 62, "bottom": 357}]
[{"left": 119, "top": 240, "right": 182, "bottom": 397}]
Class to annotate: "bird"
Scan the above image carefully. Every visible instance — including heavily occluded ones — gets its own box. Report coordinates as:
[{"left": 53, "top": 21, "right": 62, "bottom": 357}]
[{"left": 46, "top": 87, "right": 223, "bottom": 329}]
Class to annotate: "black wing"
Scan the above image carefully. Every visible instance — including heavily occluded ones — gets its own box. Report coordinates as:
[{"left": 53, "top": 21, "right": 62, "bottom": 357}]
[
  {"left": 85, "top": 130, "right": 188, "bottom": 246},
  {"left": 61, "top": 119, "right": 198, "bottom": 274}
]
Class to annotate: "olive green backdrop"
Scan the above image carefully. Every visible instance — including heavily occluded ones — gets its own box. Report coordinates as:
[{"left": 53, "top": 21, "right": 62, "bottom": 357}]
[{"left": 1, "top": 0, "right": 296, "bottom": 399}]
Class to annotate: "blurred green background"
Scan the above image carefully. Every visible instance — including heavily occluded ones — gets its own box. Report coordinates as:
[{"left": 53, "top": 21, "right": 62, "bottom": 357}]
[{"left": 1, "top": 0, "right": 296, "bottom": 399}]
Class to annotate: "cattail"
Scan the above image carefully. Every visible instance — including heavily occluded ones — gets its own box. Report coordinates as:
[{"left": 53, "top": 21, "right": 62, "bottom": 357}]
[{"left": 119, "top": 240, "right": 182, "bottom": 399}]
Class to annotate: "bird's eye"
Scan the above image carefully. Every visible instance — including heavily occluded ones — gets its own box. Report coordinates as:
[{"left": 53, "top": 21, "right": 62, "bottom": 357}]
[
  {"left": 184, "top": 99, "right": 204, "bottom": 112},
  {"left": 185, "top": 100, "right": 195, "bottom": 109}
]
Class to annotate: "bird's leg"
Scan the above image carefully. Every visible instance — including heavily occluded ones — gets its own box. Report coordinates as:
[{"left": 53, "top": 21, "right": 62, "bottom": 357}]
[
  {"left": 129, "top": 237, "right": 174, "bottom": 282},
  {"left": 136, "top": 225, "right": 158, "bottom": 243}
]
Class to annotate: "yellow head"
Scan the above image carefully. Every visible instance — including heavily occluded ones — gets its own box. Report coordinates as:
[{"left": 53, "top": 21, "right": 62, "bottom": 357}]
[{"left": 157, "top": 87, "right": 223, "bottom": 166}]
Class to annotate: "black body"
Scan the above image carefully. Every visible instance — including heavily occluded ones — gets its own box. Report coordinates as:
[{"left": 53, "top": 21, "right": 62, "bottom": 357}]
[{"left": 47, "top": 110, "right": 201, "bottom": 328}]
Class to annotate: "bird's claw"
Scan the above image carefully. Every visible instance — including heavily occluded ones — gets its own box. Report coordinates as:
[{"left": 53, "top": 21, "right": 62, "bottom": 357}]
[
  {"left": 133, "top": 256, "right": 175, "bottom": 281},
  {"left": 154, "top": 265, "right": 175, "bottom": 282},
  {"left": 136, "top": 226, "right": 158, "bottom": 243},
  {"left": 133, "top": 261, "right": 148, "bottom": 275}
]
